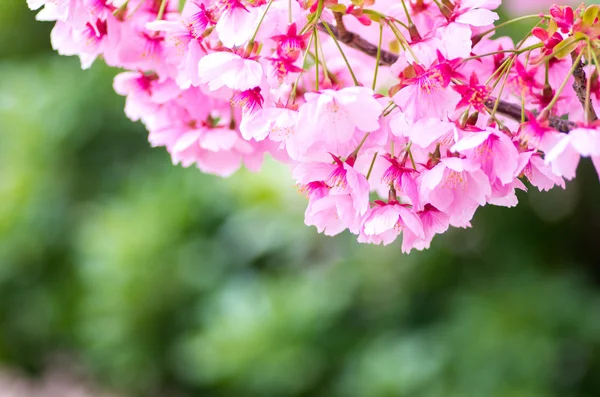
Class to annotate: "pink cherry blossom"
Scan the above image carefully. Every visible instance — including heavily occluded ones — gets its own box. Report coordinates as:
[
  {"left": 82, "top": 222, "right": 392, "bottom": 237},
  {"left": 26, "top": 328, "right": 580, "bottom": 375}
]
[
  {"left": 451, "top": 127, "right": 519, "bottom": 185},
  {"left": 360, "top": 201, "right": 424, "bottom": 246},
  {"left": 420, "top": 157, "right": 491, "bottom": 227},
  {"left": 545, "top": 127, "right": 600, "bottom": 180},
  {"left": 393, "top": 59, "right": 461, "bottom": 123},
  {"left": 198, "top": 52, "right": 263, "bottom": 91},
  {"left": 294, "top": 87, "right": 383, "bottom": 159}
]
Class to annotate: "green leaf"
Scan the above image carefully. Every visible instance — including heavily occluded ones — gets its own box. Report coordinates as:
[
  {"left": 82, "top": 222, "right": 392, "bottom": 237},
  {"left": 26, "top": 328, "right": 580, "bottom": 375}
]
[
  {"left": 363, "top": 9, "right": 384, "bottom": 23},
  {"left": 583, "top": 5, "right": 600, "bottom": 27},
  {"left": 328, "top": 4, "right": 347, "bottom": 13},
  {"left": 552, "top": 36, "right": 579, "bottom": 59}
]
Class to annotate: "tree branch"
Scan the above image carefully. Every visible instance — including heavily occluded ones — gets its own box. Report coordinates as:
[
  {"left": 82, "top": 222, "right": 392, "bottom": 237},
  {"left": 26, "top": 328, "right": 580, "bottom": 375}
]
[
  {"left": 317, "top": 21, "right": 398, "bottom": 66},
  {"left": 317, "top": 14, "right": 578, "bottom": 133},
  {"left": 570, "top": 52, "right": 597, "bottom": 123},
  {"left": 484, "top": 99, "right": 576, "bottom": 132}
]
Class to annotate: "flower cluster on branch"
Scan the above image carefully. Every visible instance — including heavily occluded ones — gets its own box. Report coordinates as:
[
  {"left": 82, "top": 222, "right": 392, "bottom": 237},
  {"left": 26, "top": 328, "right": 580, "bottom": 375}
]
[{"left": 28, "top": 0, "right": 600, "bottom": 252}]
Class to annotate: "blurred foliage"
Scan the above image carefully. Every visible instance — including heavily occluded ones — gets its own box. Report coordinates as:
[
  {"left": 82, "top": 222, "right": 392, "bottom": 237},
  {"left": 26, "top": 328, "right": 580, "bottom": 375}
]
[{"left": 2, "top": 2, "right": 600, "bottom": 397}]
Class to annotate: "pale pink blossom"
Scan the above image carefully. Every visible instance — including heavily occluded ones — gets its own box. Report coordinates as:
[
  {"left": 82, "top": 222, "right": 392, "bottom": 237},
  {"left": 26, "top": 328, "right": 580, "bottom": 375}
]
[
  {"left": 518, "top": 151, "right": 565, "bottom": 191},
  {"left": 198, "top": 52, "right": 263, "bottom": 91},
  {"left": 401, "top": 205, "right": 450, "bottom": 253},
  {"left": 545, "top": 127, "right": 600, "bottom": 180},
  {"left": 420, "top": 157, "right": 492, "bottom": 227},
  {"left": 294, "top": 87, "right": 383, "bottom": 159},
  {"left": 359, "top": 201, "right": 425, "bottom": 246},
  {"left": 393, "top": 62, "right": 461, "bottom": 123},
  {"left": 453, "top": 0, "right": 500, "bottom": 27},
  {"left": 451, "top": 127, "right": 519, "bottom": 185}
]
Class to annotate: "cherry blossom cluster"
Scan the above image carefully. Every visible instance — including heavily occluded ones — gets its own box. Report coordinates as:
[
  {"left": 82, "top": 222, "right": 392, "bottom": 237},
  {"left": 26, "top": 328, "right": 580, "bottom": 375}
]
[{"left": 28, "top": 0, "right": 600, "bottom": 252}]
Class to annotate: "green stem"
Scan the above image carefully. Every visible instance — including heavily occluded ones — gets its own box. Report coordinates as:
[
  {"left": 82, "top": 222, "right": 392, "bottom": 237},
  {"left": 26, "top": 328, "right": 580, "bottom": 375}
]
[
  {"left": 156, "top": 0, "right": 168, "bottom": 20},
  {"left": 289, "top": 34, "right": 315, "bottom": 103},
  {"left": 382, "top": 103, "right": 398, "bottom": 117},
  {"left": 248, "top": 0, "right": 276, "bottom": 45},
  {"left": 386, "top": 16, "right": 410, "bottom": 31},
  {"left": 320, "top": 20, "right": 360, "bottom": 86},
  {"left": 350, "top": 133, "right": 371, "bottom": 158},
  {"left": 539, "top": 51, "right": 584, "bottom": 119},
  {"left": 386, "top": 20, "right": 420, "bottom": 64},
  {"left": 490, "top": 56, "right": 515, "bottom": 119},
  {"left": 366, "top": 152, "right": 378, "bottom": 180},
  {"left": 586, "top": 45, "right": 593, "bottom": 123},
  {"left": 485, "top": 54, "right": 512, "bottom": 87},
  {"left": 314, "top": 27, "right": 320, "bottom": 91},
  {"left": 408, "top": 147, "right": 416, "bottom": 170},
  {"left": 373, "top": 22, "right": 384, "bottom": 91},
  {"left": 477, "top": 14, "right": 549, "bottom": 38},
  {"left": 460, "top": 44, "right": 543, "bottom": 63}
]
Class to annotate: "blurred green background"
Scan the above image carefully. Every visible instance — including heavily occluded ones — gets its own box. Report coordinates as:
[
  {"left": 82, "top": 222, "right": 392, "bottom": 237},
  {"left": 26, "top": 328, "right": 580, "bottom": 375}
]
[{"left": 2, "top": 1, "right": 600, "bottom": 396}]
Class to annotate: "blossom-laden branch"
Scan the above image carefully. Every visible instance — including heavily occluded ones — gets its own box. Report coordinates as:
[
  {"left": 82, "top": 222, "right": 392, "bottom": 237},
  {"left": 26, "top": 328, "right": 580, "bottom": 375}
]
[
  {"left": 483, "top": 99, "right": 576, "bottom": 132},
  {"left": 26, "top": 0, "right": 600, "bottom": 252},
  {"left": 317, "top": 22, "right": 399, "bottom": 66}
]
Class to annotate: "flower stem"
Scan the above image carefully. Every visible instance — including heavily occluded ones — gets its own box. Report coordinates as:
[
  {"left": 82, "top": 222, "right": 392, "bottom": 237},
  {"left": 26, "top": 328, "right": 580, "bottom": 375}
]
[
  {"left": 321, "top": 19, "right": 360, "bottom": 86},
  {"left": 248, "top": 0, "right": 276, "bottom": 45},
  {"left": 373, "top": 22, "right": 383, "bottom": 91},
  {"left": 366, "top": 152, "right": 378, "bottom": 180},
  {"left": 586, "top": 45, "right": 594, "bottom": 123},
  {"left": 156, "top": 0, "right": 168, "bottom": 20},
  {"left": 477, "top": 14, "right": 548, "bottom": 39},
  {"left": 314, "top": 27, "right": 320, "bottom": 91}
]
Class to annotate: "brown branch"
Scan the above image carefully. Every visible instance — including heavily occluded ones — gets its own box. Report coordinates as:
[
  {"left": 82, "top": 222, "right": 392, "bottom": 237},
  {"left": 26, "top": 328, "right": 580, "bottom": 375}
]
[
  {"left": 570, "top": 52, "right": 598, "bottom": 123},
  {"left": 317, "top": 14, "right": 578, "bottom": 132},
  {"left": 316, "top": 21, "right": 398, "bottom": 66},
  {"left": 485, "top": 99, "right": 576, "bottom": 132},
  {"left": 333, "top": 12, "right": 352, "bottom": 43}
]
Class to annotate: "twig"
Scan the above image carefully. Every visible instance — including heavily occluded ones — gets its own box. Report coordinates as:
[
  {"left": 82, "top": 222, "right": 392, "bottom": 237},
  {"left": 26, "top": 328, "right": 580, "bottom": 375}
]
[
  {"left": 570, "top": 52, "right": 598, "bottom": 122},
  {"left": 333, "top": 12, "right": 352, "bottom": 42},
  {"left": 316, "top": 22, "right": 398, "bottom": 66},
  {"left": 317, "top": 15, "right": 579, "bottom": 132},
  {"left": 485, "top": 99, "right": 576, "bottom": 132}
]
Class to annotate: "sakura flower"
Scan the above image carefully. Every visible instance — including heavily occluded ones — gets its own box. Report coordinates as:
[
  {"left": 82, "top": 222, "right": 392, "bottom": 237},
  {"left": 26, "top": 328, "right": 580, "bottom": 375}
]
[
  {"left": 517, "top": 115, "right": 558, "bottom": 151},
  {"left": 400, "top": 205, "right": 450, "bottom": 253},
  {"left": 295, "top": 156, "right": 371, "bottom": 235},
  {"left": 451, "top": 0, "right": 500, "bottom": 27},
  {"left": 420, "top": 157, "right": 492, "bottom": 227},
  {"left": 231, "top": 87, "right": 264, "bottom": 115},
  {"left": 381, "top": 154, "right": 421, "bottom": 210},
  {"left": 392, "top": 117, "right": 455, "bottom": 150},
  {"left": 453, "top": 73, "right": 491, "bottom": 112},
  {"left": 239, "top": 106, "right": 298, "bottom": 146},
  {"left": 170, "top": 126, "right": 256, "bottom": 177},
  {"left": 305, "top": 194, "right": 361, "bottom": 236},
  {"left": 113, "top": 72, "right": 181, "bottom": 121},
  {"left": 491, "top": 178, "right": 527, "bottom": 207},
  {"left": 212, "top": 0, "right": 259, "bottom": 47},
  {"left": 393, "top": 60, "right": 461, "bottom": 123},
  {"left": 359, "top": 200, "right": 425, "bottom": 246},
  {"left": 518, "top": 151, "right": 566, "bottom": 191},
  {"left": 145, "top": 2, "right": 211, "bottom": 88},
  {"left": 270, "top": 23, "right": 311, "bottom": 61},
  {"left": 545, "top": 127, "right": 600, "bottom": 181},
  {"left": 50, "top": 18, "right": 110, "bottom": 69},
  {"left": 198, "top": 52, "right": 263, "bottom": 91},
  {"left": 294, "top": 87, "right": 383, "bottom": 159},
  {"left": 451, "top": 127, "right": 519, "bottom": 185}
]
